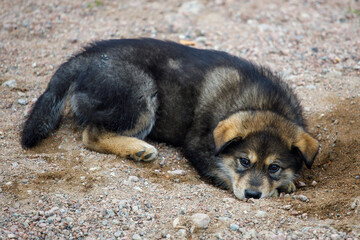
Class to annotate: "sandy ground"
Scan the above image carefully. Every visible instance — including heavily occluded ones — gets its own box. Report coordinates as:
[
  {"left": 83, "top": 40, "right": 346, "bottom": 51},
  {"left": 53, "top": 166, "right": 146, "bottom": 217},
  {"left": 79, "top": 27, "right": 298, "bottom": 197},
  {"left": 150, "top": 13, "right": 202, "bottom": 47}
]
[{"left": 1, "top": 0, "right": 359, "bottom": 239}]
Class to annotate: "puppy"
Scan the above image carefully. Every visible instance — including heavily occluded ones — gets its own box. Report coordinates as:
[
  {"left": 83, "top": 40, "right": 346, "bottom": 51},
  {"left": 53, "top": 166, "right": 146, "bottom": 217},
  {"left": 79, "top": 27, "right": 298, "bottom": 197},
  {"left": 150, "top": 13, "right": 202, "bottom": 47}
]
[{"left": 21, "top": 38, "right": 319, "bottom": 199}]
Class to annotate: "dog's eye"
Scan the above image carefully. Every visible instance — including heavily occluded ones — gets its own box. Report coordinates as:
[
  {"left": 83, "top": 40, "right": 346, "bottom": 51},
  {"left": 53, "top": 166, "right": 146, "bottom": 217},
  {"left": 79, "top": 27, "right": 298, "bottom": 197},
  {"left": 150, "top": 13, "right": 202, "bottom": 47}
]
[
  {"left": 268, "top": 164, "right": 280, "bottom": 173},
  {"left": 239, "top": 158, "right": 250, "bottom": 168}
]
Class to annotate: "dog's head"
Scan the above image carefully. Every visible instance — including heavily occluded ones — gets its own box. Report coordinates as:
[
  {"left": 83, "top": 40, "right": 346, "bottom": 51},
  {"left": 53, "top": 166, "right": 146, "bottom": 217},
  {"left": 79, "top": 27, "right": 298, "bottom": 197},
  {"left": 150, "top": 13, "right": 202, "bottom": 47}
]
[{"left": 213, "top": 111, "right": 319, "bottom": 200}]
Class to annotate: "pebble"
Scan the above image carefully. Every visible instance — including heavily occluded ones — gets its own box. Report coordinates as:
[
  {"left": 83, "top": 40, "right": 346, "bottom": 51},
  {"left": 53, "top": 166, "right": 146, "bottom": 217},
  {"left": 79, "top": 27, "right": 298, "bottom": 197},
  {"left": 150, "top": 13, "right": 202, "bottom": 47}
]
[
  {"left": 179, "top": 1, "right": 204, "bottom": 15},
  {"left": 255, "top": 210, "right": 267, "bottom": 218},
  {"left": 134, "top": 186, "right": 143, "bottom": 192},
  {"left": 243, "top": 228, "right": 257, "bottom": 239},
  {"left": 45, "top": 207, "right": 59, "bottom": 217},
  {"left": 132, "top": 233, "right": 142, "bottom": 240},
  {"left": 173, "top": 217, "right": 180, "bottom": 228},
  {"left": 216, "top": 232, "right": 223, "bottom": 239},
  {"left": 298, "top": 195, "right": 309, "bottom": 202},
  {"left": 2, "top": 79, "right": 17, "bottom": 89},
  {"left": 89, "top": 166, "right": 101, "bottom": 171},
  {"left": 178, "top": 229, "right": 187, "bottom": 237},
  {"left": 311, "top": 180, "right": 318, "bottom": 186},
  {"left": 311, "top": 47, "right": 319, "bottom": 52},
  {"left": 8, "top": 234, "right": 16, "bottom": 239},
  {"left": 46, "top": 215, "right": 56, "bottom": 224},
  {"left": 283, "top": 205, "right": 292, "bottom": 210},
  {"left": 191, "top": 213, "right": 210, "bottom": 229},
  {"left": 330, "top": 233, "right": 340, "bottom": 240},
  {"left": 129, "top": 176, "right": 139, "bottom": 182},
  {"left": 229, "top": 223, "right": 239, "bottom": 231},
  {"left": 350, "top": 199, "right": 359, "bottom": 210},
  {"left": 297, "top": 181, "right": 306, "bottom": 187},
  {"left": 167, "top": 170, "right": 186, "bottom": 176},
  {"left": 18, "top": 98, "right": 28, "bottom": 105},
  {"left": 114, "top": 231, "right": 123, "bottom": 237}
]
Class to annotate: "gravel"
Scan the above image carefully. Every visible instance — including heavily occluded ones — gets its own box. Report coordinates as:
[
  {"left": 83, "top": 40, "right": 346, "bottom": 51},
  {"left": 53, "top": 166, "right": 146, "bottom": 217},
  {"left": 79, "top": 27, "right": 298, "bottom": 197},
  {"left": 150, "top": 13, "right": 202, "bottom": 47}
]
[
  {"left": 191, "top": 213, "right": 210, "bottom": 229},
  {"left": 0, "top": 0, "right": 359, "bottom": 239},
  {"left": 229, "top": 223, "right": 239, "bottom": 231}
]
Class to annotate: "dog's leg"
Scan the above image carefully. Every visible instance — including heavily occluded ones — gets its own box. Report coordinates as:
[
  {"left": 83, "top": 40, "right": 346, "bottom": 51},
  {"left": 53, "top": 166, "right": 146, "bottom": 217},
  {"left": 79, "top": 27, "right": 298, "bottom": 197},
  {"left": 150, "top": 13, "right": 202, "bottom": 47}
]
[{"left": 82, "top": 126, "right": 157, "bottom": 161}]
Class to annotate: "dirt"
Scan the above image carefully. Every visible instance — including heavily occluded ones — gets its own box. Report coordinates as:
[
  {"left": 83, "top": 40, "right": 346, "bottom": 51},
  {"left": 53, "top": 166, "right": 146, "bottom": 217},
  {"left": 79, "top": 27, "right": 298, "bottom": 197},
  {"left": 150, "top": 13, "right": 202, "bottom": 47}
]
[{"left": 1, "top": 0, "right": 360, "bottom": 239}]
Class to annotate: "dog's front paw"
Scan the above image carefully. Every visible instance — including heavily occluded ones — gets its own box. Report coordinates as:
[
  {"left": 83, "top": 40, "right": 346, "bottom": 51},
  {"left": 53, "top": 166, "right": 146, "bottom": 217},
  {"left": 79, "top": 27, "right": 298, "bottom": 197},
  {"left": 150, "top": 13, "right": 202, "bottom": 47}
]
[
  {"left": 278, "top": 181, "right": 297, "bottom": 194},
  {"left": 128, "top": 143, "right": 158, "bottom": 162}
]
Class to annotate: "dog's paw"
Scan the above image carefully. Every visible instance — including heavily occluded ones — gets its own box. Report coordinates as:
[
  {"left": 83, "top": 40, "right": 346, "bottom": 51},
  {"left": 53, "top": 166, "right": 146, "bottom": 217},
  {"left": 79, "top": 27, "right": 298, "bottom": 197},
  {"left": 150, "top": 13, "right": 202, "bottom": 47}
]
[
  {"left": 270, "top": 189, "right": 279, "bottom": 198},
  {"left": 278, "top": 181, "right": 297, "bottom": 194},
  {"left": 128, "top": 143, "right": 158, "bottom": 162}
]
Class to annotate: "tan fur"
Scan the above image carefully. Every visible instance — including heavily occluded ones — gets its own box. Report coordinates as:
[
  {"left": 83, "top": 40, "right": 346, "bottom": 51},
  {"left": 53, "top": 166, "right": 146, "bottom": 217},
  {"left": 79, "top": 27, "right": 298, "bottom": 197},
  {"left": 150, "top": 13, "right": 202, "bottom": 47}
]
[
  {"left": 248, "top": 151, "right": 257, "bottom": 164},
  {"left": 213, "top": 111, "right": 319, "bottom": 168},
  {"left": 293, "top": 131, "right": 319, "bottom": 168},
  {"left": 264, "top": 154, "right": 278, "bottom": 166},
  {"left": 232, "top": 173, "right": 250, "bottom": 199},
  {"left": 82, "top": 126, "right": 157, "bottom": 161}
]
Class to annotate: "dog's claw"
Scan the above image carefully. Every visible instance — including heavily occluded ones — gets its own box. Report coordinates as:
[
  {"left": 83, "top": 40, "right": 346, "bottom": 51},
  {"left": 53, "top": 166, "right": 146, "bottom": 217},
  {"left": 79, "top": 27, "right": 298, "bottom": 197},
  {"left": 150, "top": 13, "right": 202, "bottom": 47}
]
[
  {"left": 128, "top": 144, "right": 158, "bottom": 162},
  {"left": 144, "top": 153, "right": 153, "bottom": 159},
  {"left": 135, "top": 150, "right": 145, "bottom": 157}
]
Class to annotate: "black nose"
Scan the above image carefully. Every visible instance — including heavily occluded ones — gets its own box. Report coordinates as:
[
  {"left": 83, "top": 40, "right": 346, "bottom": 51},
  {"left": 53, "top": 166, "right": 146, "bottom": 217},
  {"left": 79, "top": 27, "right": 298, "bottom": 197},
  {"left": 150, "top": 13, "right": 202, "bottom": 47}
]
[{"left": 244, "top": 189, "right": 262, "bottom": 199}]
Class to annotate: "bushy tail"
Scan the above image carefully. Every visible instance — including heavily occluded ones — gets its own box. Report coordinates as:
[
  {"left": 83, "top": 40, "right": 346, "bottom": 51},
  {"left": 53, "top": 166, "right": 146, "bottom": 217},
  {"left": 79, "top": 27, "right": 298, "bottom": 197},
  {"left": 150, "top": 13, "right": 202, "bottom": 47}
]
[{"left": 21, "top": 59, "right": 81, "bottom": 148}]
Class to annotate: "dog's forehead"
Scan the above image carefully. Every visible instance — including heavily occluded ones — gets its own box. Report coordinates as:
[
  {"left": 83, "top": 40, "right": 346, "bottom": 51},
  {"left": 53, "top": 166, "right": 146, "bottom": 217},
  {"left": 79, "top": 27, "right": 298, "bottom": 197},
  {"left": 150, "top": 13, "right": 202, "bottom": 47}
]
[{"left": 239, "top": 132, "right": 291, "bottom": 161}]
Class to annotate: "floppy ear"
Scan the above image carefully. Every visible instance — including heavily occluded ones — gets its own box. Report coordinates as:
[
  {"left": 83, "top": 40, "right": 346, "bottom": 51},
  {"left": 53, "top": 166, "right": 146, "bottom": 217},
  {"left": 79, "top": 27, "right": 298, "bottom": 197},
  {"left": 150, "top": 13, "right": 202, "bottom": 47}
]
[
  {"left": 293, "top": 130, "right": 319, "bottom": 169},
  {"left": 213, "top": 117, "right": 244, "bottom": 156}
]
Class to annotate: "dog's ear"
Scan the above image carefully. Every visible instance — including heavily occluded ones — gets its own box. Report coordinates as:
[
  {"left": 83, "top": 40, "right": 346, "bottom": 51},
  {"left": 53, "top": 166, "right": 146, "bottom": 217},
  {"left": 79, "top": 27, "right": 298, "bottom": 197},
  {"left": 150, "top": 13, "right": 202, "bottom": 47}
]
[
  {"left": 293, "top": 130, "right": 319, "bottom": 169},
  {"left": 213, "top": 117, "right": 244, "bottom": 155}
]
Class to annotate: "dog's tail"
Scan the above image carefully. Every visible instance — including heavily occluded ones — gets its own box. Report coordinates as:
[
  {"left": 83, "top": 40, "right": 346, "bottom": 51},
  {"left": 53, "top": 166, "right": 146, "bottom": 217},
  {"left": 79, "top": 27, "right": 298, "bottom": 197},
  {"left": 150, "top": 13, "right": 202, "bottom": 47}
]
[{"left": 21, "top": 57, "right": 83, "bottom": 148}]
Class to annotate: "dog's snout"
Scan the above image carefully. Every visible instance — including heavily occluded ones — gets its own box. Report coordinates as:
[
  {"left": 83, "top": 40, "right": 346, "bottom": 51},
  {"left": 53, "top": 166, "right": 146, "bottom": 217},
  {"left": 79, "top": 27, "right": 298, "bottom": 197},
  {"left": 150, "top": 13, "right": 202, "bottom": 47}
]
[{"left": 244, "top": 189, "right": 261, "bottom": 199}]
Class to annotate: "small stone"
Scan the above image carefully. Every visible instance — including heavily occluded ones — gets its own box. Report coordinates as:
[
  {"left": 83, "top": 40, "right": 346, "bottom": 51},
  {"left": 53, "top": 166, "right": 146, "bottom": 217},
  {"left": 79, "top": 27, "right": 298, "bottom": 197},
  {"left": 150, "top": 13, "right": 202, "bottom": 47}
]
[
  {"left": 290, "top": 210, "right": 299, "bottom": 215},
  {"left": 243, "top": 229, "right": 257, "bottom": 239},
  {"left": 350, "top": 199, "right": 359, "bottom": 210},
  {"left": 311, "top": 180, "right": 317, "bottom": 186},
  {"left": 45, "top": 207, "right": 59, "bottom": 217},
  {"left": 255, "top": 210, "right": 267, "bottom": 218},
  {"left": 297, "top": 181, "right": 306, "bottom": 187},
  {"left": 283, "top": 205, "right": 292, "bottom": 210},
  {"left": 191, "top": 213, "right": 210, "bottom": 229},
  {"left": 173, "top": 217, "right": 180, "bottom": 228},
  {"left": 32, "top": 62, "right": 37, "bottom": 68},
  {"left": 89, "top": 166, "right": 101, "bottom": 171},
  {"left": 102, "top": 220, "right": 108, "bottom": 226},
  {"left": 179, "top": 1, "right": 204, "bottom": 15},
  {"left": 2, "top": 79, "right": 17, "bottom": 89},
  {"left": 129, "top": 176, "right": 139, "bottom": 182},
  {"left": 298, "top": 195, "right": 309, "bottom": 202},
  {"left": 132, "top": 233, "right": 142, "bottom": 240},
  {"left": 216, "top": 232, "right": 223, "bottom": 239},
  {"left": 222, "top": 197, "right": 235, "bottom": 203},
  {"left": 178, "top": 229, "right": 187, "bottom": 237},
  {"left": 311, "top": 47, "right": 319, "bottom": 52},
  {"left": 218, "top": 216, "right": 230, "bottom": 222},
  {"left": 47, "top": 215, "right": 56, "bottom": 224},
  {"left": 229, "top": 223, "right": 239, "bottom": 231},
  {"left": 134, "top": 186, "right": 143, "bottom": 192},
  {"left": 330, "top": 233, "right": 340, "bottom": 240},
  {"left": 39, "top": 222, "right": 47, "bottom": 228},
  {"left": 18, "top": 98, "right": 28, "bottom": 105},
  {"left": 114, "top": 231, "right": 123, "bottom": 237},
  {"left": 8, "top": 234, "right": 16, "bottom": 239},
  {"left": 167, "top": 170, "right": 186, "bottom": 176}
]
